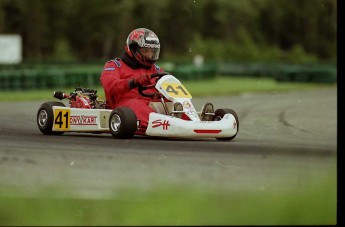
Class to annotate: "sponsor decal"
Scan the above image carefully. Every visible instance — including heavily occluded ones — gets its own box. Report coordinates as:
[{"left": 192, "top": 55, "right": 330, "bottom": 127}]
[
  {"left": 152, "top": 119, "right": 170, "bottom": 130},
  {"left": 70, "top": 115, "right": 97, "bottom": 125},
  {"left": 104, "top": 67, "right": 115, "bottom": 71},
  {"left": 187, "top": 110, "right": 195, "bottom": 115},
  {"left": 183, "top": 101, "right": 195, "bottom": 114},
  {"left": 183, "top": 101, "right": 191, "bottom": 109},
  {"left": 139, "top": 43, "right": 160, "bottom": 48}
]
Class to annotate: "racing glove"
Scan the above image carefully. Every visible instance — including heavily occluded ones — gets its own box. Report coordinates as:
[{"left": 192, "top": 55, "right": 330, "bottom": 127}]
[
  {"left": 129, "top": 74, "right": 151, "bottom": 89},
  {"left": 128, "top": 72, "right": 169, "bottom": 89}
]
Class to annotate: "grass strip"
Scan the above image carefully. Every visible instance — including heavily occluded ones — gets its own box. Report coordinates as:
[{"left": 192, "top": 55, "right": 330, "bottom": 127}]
[
  {"left": 0, "top": 175, "right": 336, "bottom": 226},
  {"left": 0, "top": 76, "right": 334, "bottom": 102}
]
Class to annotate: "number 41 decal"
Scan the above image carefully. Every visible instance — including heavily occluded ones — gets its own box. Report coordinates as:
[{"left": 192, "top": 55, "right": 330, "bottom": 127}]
[
  {"left": 54, "top": 109, "right": 70, "bottom": 130},
  {"left": 162, "top": 83, "right": 192, "bottom": 98}
]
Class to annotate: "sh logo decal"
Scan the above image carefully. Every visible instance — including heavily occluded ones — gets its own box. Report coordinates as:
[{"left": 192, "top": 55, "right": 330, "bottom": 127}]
[{"left": 152, "top": 119, "right": 170, "bottom": 130}]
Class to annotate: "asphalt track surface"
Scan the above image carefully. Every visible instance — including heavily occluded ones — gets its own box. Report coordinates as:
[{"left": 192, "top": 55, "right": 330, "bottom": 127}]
[{"left": 0, "top": 87, "right": 337, "bottom": 199}]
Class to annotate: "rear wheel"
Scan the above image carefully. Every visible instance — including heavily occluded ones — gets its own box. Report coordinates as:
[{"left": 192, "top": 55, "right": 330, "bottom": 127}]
[
  {"left": 37, "top": 101, "right": 65, "bottom": 135},
  {"left": 109, "top": 107, "right": 137, "bottom": 139},
  {"left": 213, "top": 108, "right": 239, "bottom": 141}
]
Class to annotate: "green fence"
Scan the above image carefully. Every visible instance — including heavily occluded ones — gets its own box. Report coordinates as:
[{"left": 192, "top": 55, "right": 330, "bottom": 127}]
[
  {"left": 0, "top": 68, "right": 102, "bottom": 90},
  {"left": 169, "top": 63, "right": 218, "bottom": 81},
  {"left": 274, "top": 65, "right": 337, "bottom": 83},
  {"left": 0, "top": 62, "right": 336, "bottom": 91},
  {"left": 217, "top": 62, "right": 337, "bottom": 83}
]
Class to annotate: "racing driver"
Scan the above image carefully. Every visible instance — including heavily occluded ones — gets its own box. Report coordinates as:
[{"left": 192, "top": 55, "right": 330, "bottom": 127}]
[{"left": 100, "top": 28, "right": 173, "bottom": 132}]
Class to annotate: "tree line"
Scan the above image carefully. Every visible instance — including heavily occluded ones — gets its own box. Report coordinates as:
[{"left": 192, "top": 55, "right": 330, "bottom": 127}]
[{"left": 0, "top": 0, "right": 337, "bottom": 64}]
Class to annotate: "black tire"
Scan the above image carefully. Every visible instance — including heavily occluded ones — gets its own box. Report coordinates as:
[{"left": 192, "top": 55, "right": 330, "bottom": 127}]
[
  {"left": 109, "top": 107, "right": 137, "bottom": 139},
  {"left": 37, "top": 101, "right": 65, "bottom": 135},
  {"left": 213, "top": 108, "right": 239, "bottom": 141}
]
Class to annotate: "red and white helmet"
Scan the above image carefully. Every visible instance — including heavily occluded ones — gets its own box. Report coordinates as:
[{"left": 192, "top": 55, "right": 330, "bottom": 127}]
[{"left": 125, "top": 28, "right": 160, "bottom": 67}]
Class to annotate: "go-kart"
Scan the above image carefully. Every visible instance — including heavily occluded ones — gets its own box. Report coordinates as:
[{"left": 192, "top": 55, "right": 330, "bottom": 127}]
[{"left": 36, "top": 74, "right": 239, "bottom": 140}]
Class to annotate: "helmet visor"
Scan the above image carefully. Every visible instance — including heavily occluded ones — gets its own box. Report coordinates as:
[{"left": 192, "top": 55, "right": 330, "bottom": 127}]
[{"left": 138, "top": 47, "right": 160, "bottom": 61}]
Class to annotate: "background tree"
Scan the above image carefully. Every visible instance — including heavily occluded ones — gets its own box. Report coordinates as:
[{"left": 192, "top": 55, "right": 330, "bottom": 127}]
[{"left": 0, "top": 0, "right": 337, "bottom": 63}]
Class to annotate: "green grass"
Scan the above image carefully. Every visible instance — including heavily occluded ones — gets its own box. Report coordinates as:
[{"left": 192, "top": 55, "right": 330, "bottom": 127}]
[
  {"left": 0, "top": 172, "right": 336, "bottom": 226},
  {"left": 185, "top": 76, "right": 334, "bottom": 96},
  {"left": 0, "top": 76, "right": 334, "bottom": 102}
]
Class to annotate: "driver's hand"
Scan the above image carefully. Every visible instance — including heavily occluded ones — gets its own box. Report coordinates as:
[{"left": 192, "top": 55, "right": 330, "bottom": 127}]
[
  {"left": 129, "top": 74, "right": 151, "bottom": 89},
  {"left": 135, "top": 74, "right": 151, "bottom": 86}
]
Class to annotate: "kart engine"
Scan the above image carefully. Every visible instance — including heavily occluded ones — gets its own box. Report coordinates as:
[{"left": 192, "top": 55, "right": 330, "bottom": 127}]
[{"left": 53, "top": 87, "right": 106, "bottom": 109}]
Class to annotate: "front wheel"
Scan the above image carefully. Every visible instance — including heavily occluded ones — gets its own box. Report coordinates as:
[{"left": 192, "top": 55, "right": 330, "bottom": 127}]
[
  {"left": 37, "top": 101, "right": 65, "bottom": 135},
  {"left": 213, "top": 108, "right": 239, "bottom": 141},
  {"left": 109, "top": 107, "right": 137, "bottom": 139}
]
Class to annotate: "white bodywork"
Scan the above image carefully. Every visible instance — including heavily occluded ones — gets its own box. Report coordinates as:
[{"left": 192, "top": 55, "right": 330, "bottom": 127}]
[
  {"left": 146, "top": 112, "right": 237, "bottom": 138},
  {"left": 146, "top": 75, "right": 238, "bottom": 138}
]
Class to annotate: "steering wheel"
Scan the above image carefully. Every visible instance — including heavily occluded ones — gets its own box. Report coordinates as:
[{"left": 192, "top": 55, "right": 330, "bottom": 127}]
[{"left": 138, "top": 72, "right": 168, "bottom": 98}]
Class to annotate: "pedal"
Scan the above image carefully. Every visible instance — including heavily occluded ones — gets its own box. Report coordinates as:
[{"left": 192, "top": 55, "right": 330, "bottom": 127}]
[{"left": 200, "top": 102, "right": 214, "bottom": 121}]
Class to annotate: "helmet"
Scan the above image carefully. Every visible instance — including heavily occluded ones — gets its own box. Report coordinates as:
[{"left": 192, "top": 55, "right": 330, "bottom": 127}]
[{"left": 125, "top": 28, "right": 160, "bottom": 67}]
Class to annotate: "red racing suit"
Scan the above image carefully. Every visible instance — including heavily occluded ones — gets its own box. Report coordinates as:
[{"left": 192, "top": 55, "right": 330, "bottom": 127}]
[{"left": 100, "top": 58, "right": 164, "bottom": 128}]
